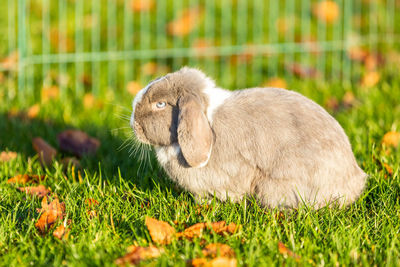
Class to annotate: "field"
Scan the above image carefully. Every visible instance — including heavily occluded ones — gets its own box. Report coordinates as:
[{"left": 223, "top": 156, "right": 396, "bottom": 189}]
[{"left": 1, "top": 0, "right": 400, "bottom": 266}]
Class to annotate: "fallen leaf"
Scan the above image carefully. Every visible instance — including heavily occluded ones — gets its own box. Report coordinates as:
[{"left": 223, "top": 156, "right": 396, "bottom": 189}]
[
  {"left": 27, "top": 104, "right": 40, "bottom": 119},
  {"left": 53, "top": 224, "right": 70, "bottom": 240},
  {"left": 189, "top": 257, "right": 237, "bottom": 267},
  {"left": 278, "top": 242, "right": 301, "bottom": 261},
  {"left": 145, "top": 216, "right": 176, "bottom": 245},
  {"left": 126, "top": 81, "right": 142, "bottom": 95},
  {"left": 7, "top": 174, "right": 45, "bottom": 184},
  {"left": 177, "top": 221, "right": 238, "bottom": 239},
  {"left": 57, "top": 130, "right": 100, "bottom": 157},
  {"left": 32, "top": 137, "right": 57, "bottom": 166},
  {"left": 85, "top": 198, "right": 99, "bottom": 207},
  {"left": 35, "top": 196, "right": 66, "bottom": 234},
  {"left": 1, "top": 51, "right": 19, "bottom": 70},
  {"left": 41, "top": 85, "right": 60, "bottom": 102},
  {"left": 286, "top": 63, "right": 319, "bottom": 78},
  {"left": 141, "top": 62, "right": 159, "bottom": 76},
  {"left": 130, "top": 0, "right": 154, "bottom": 12},
  {"left": 18, "top": 185, "right": 51, "bottom": 198},
  {"left": 83, "top": 93, "right": 96, "bottom": 109},
  {"left": 202, "top": 243, "right": 235, "bottom": 258},
  {"left": 263, "top": 77, "right": 287, "bottom": 89},
  {"left": 0, "top": 151, "right": 18, "bottom": 162},
  {"left": 275, "top": 17, "right": 293, "bottom": 35},
  {"left": 361, "top": 71, "right": 380, "bottom": 87},
  {"left": 383, "top": 163, "right": 393, "bottom": 175},
  {"left": 342, "top": 91, "right": 356, "bottom": 108},
  {"left": 49, "top": 28, "right": 75, "bottom": 52},
  {"left": 312, "top": 1, "right": 340, "bottom": 24},
  {"left": 347, "top": 47, "right": 369, "bottom": 62},
  {"left": 115, "top": 246, "right": 163, "bottom": 266},
  {"left": 167, "top": 7, "right": 203, "bottom": 36},
  {"left": 382, "top": 131, "right": 400, "bottom": 148}
]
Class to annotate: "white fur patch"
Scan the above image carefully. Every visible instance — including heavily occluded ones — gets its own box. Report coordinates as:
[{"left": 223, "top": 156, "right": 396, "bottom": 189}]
[
  {"left": 196, "top": 144, "right": 212, "bottom": 168},
  {"left": 203, "top": 87, "right": 232, "bottom": 123},
  {"left": 155, "top": 144, "right": 181, "bottom": 166}
]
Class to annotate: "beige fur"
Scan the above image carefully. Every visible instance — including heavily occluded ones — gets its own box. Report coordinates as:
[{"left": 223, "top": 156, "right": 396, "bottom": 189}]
[{"left": 131, "top": 67, "right": 367, "bottom": 209}]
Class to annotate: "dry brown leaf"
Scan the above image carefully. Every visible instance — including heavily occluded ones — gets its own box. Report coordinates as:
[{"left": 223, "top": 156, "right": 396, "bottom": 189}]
[
  {"left": 27, "top": 104, "right": 40, "bottom": 119},
  {"left": 41, "top": 85, "right": 60, "bottom": 102},
  {"left": 167, "top": 7, "right": 203, "bottom": 36},
  {"left": 202, "top": 243, "right": 235, "bottom": 258},
  {"left": 190, "top": 257, "right": 237, "bottom": 267},
  {"left": 35, "top": 196, "right": 66, "bottom": 234},
  {"left": 382, "top": 131, "right": 400, "bottom": 148},
  {"left": 57, "top": 130, "right": 100, "bottom": 157},
  {"left": 18, "top": 185, "right": 51, "bottom": 198},
  {"left": 53, "top": 224, "right": 70, "bottom": 240},
  {"left": 145, "top": 216, "right": 176, "bottom": 245},
  {"left": 383, "top": 163, "right": 393, "bottom": 175},
  {"left": 177, "top": 221, "right": 238, "bottom": 239},
  {"left": 7, "top": 174, "right": 45, "bottom": 184},
  {"left": 130, "top": 0, "right": 154, "bottom": 12},
  {"left": 83, "top": 93, "right": 96, "bottom": 109},
  {"left": 263, "top": 78, "right": 287, "bottom": 89},
  {"left": 1, "top": 51, "right": 19, "bottom": 70},
  {"left": 278, "top": 242, "right": 301, "bottom": 261},
  {"left": 342, "top": 91, "right": 356, "bottom": 108},
  {"left": 0, "top": 151, "right": 18, "bottom": 162},
  {"left": 115, "top": 246, "right": 163, "bottom": 266},
  {"left": 361, "top": 71, "right": 380, "bottom": 88},
  {"left": 312, "top": 1, "right": 340, "bottom": 24},
  {"left": 286, "top": 63, "right": 319, "bottom": 78},
  {"left": 32, "top": 137, "right": 57, "bottom": 166},
  {"left": 49, "top": 28, "right": 75, "bottom": 52},
  {"left": 127, "top": 81, "right": 142, "bottom": 95}
]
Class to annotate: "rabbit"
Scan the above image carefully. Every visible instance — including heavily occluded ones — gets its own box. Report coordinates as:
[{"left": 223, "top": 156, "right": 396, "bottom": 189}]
[{"left": 130, "top": 67, "right": 367, "bottom": 209}]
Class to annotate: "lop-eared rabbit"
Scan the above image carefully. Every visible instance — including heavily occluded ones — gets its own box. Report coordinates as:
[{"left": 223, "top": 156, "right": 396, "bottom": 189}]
[{"left": 130, "top": 67, "right": 367, "bottom": 209}]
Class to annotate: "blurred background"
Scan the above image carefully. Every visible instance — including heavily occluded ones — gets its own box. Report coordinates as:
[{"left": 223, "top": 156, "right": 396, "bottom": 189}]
[{"left": 0, "top": 0, "right": 399, "bottom": 104}]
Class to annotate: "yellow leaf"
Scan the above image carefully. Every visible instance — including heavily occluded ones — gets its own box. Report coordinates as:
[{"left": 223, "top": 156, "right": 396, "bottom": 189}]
[
  {"left": 263, "top": 78, "right": 287, "bottom": 89},
  {"left": 382, "top": 131, "right": 400, "bottom": 148},
  {"left": 126, "top": 81, "right": 142, "bottom": 95},
  {"left": 145, "top": 216, "right": 176, "bottom": 245},
  {"left": 312, "top": 1, "right": 340, "bottom": 24},
  {"left": 361, "top": 71, "right": 380, "bottom": 88}
]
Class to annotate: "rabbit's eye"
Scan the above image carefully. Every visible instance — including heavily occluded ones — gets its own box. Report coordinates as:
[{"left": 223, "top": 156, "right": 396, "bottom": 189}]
[{"left": 156, "top": 101, "right": 166, "bottom": 109}]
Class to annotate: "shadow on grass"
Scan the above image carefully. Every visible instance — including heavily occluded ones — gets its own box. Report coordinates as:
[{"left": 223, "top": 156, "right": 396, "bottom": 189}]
[{"left": 0, "top": 112, "right": 177, "bottom": 194}]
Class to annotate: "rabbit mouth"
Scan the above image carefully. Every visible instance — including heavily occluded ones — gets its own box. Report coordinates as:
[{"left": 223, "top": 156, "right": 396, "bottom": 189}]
[{"left": 131, "top": 120, "right": 151, "bottom": 145}]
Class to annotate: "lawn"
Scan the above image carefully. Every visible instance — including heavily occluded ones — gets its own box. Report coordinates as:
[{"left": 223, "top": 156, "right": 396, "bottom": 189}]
[
  {"left": 0, "top": 70, "right": 400, "bottom": 266},
  {"left": 1, "top": 0, "right": 400, "bottom": 266}
]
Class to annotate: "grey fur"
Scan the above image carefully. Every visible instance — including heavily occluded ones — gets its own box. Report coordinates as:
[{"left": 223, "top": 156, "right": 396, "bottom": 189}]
[{"left": 131, "top": 67, "right": 367, "bottom": 209}]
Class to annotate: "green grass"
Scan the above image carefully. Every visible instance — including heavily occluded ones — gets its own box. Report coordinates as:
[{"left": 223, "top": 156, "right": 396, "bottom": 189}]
[{"left": 0, "top": 73, "right": 399, "bottom": 266}]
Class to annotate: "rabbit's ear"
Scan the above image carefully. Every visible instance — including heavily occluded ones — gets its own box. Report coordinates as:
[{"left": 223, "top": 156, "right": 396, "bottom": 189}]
[{"left": 177, "top": 94, "right": 213, "bottom": 167}]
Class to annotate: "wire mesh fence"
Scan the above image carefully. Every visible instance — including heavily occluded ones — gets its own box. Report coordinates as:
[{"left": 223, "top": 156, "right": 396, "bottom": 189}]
[{"left": 0, "top": 0, "right": 399, "bottom": 102}]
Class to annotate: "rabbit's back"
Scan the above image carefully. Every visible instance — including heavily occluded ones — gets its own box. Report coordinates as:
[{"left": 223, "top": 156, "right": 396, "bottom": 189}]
[{"left": 210, "top": 87, "right": 366, "bottom": 208}]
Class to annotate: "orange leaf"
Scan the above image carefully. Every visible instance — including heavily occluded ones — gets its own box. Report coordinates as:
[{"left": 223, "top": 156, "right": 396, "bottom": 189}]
[
  {"left": 167, "top": 7, "right": 203, "bottom": 36},
  {"left": 1, "top": 51, "right": 19, "bottom": 70},
  {"left": 383, "top": 163, "right": 393, "bottom": 175},
  {"left": 27, "top": 104, "right": 40, "bottom": 119},
  {"left": 361, "top": 71, "right": 380, "bottom": 88},
  {"left": 312, "top": 1, "right": 340, "bottom": 24},
  {"left": 126, "top": 81, "right": 142, "bottom": 96},
  {"left": 8, "top": 174, "right": 45, "bottom": 184},
  {"left": 41, "top": 85, "right": 60, "bottom": 102},
  {"left": 382, "top": 131, "right": 400, "bottom": 148},
  {"left": 32, "top": 137, "right": 57, "bottom": 166},
  {"left": 35, "top": 196, "right": 66, "bottom": 234},
  {"left": 53, "top": 224, "right": 70, "bottom": 240},
  {"left": 202, "top": 243, "right": 235, "bottom": 258},
  {"left": 115, "top": 246, "right": 163, "bottom": 266},
  {"left": 18, "top": 185, "right": 51, "bottom": 198},
  {"left": 83, "top": 93, "right": 96, "bottom": 109},
  {"left": 57, "top": 130, "right": 100, "bottom": 157},
  {"left": 263, "top": 78, "right": 287, "bottom": 89},
  {"left": 130, "top": 0, "right": 154, "bottom": 12},
  {"left": 145, "top": 216, "right": 176, "bottom": 245},
  {"left": 0, "top": 151, "right": 18, "bottom": 162},
  {"left": 177, "top": 221, "right": 238, "bottom": 239},
  {"left": 342, "top": 91, "right": 356, "bottom": 108},
  {"left": 278, "top": 242, "right": 301, "bottom": 261},
  {"left": 189, "top": 257, "right": 237, "bottom": 267}
]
